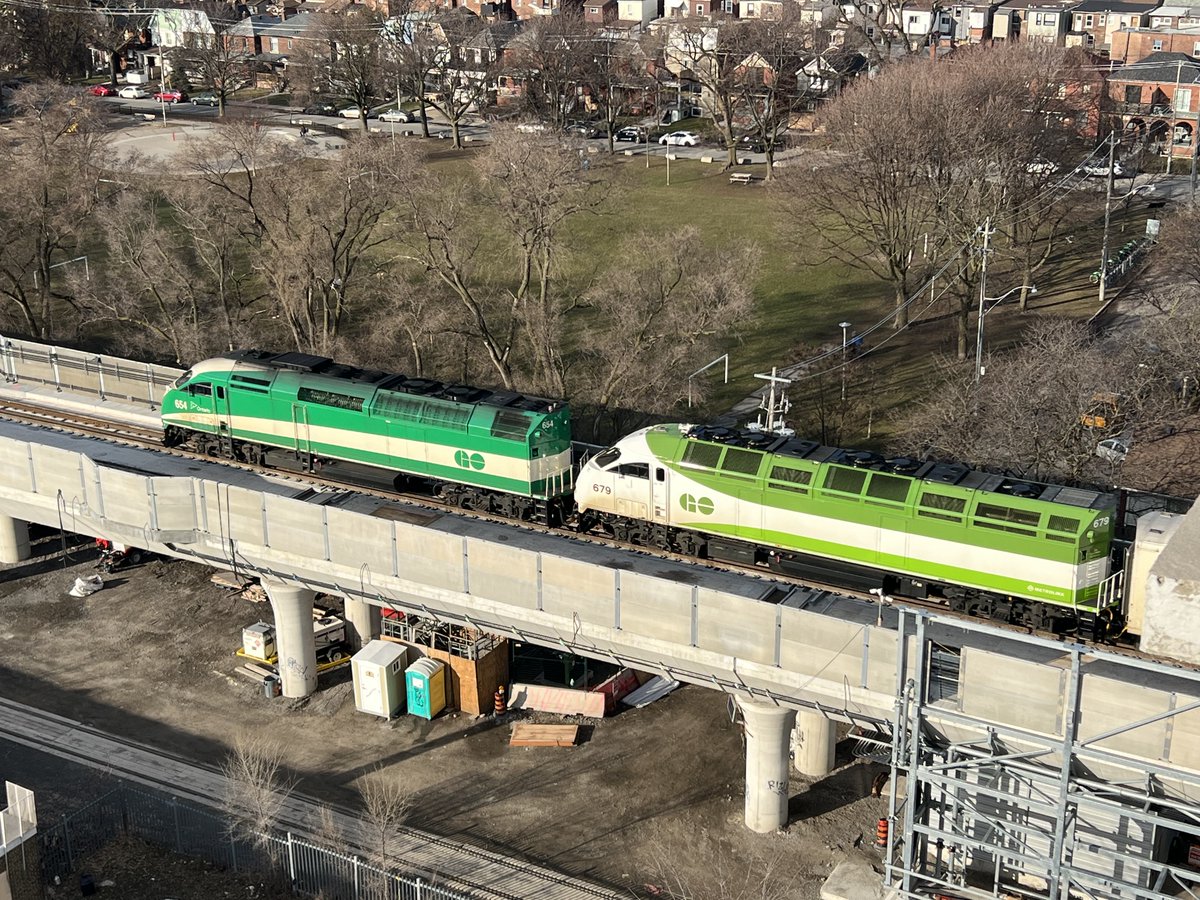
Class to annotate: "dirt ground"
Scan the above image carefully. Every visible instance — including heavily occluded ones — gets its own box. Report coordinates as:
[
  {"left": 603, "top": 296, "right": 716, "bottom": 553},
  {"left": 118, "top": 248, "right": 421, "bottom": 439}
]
[{"left": 0, "top": 531, "right": 890, "bottom": 900}]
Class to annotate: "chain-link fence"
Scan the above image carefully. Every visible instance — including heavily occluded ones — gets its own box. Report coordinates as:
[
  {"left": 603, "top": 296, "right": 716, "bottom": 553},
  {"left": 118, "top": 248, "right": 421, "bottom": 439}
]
[{"left": 34, "top": 783, "right": 469, "bottom": 900}]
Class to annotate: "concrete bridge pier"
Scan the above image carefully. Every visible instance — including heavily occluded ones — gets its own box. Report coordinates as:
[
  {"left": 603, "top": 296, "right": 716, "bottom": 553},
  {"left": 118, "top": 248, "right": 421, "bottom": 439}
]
[
  {"left": 264, "top": 580, "right": 318, "bottom": 698},
  {"left": 740, "top": 700, "right": 797, "bottom": 833},
  {"left": 0, "top": 515, "right": 31, "bottom": 564},
  {"left": 343, "top": 595, "right": 380, "bottom": 651},
  {"left": 792, "top": 710, "right": 837, "bottom": 778}
]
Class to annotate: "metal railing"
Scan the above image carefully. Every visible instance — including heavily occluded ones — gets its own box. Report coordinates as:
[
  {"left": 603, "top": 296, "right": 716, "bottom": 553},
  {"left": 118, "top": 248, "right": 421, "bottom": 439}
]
[{"left": 36, "top": 783, "right": 470, "bottom": 900}]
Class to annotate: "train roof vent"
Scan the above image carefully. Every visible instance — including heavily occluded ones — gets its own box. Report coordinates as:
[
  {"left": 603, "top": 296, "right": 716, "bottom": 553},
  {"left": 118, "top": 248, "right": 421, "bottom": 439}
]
[
  {"left": 885, "top": 457, "right": 922, "bottom": 475},
  {"left": 740, "top": 431, "right": 775, "bottom": 450},
  {"left": 271, "top": 352, "right": 332, "bottom": 373},
  {"left": 439, "top": 384, "right": 490, "bottom": 404},
  {"left": 774, "top": 439, "right": 821, "bottom": 460},
  {"left": 399, "top": 378, "right": 441, "bottom": 395},
  {"left": 688, "top": 425, "right": 737, "bottom": 443},
  {"left": 228, "top": 349, "right": 276, "bottom": 364},
  {"left": 924, "top": 463, "right": 969, "bottom": 485},
  {"left": 996, "top": 481, "right": 1042, "bottom": 499},
  {"left": 839, "top": 450, "right": 885, "bottom": 469},
  {"left": 1053, "top": 486, "right": 1105, "bottom": 508}
]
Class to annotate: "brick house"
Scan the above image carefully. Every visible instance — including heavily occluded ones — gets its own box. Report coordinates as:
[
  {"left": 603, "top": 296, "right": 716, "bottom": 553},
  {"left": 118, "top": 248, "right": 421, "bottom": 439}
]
[
  {"left": 1108, "top": 50, "right": 1200, "bottom": 155},
  {"left": 1111, "top": 23, "right": 1200, "bottom": 59},
  {"left": 583, "top": 0, "right": 618, "bottom": 21},
  {"left": 1149, "top": 4, "right": 1200, "bottom": 27},
  {"left": 945, "top": 1, "right": 1005, "bottom": 42},
  {"left": 1064, "top": 0, "right": 1155, "bottom": 52},
  {"left": 992, "top": 0, "right": 1081, "bottom": 43}
]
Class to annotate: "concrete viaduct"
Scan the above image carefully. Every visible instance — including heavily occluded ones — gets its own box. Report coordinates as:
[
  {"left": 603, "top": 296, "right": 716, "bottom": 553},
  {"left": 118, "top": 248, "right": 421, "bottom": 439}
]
[{"left": 3, "top": 338, "right": 1200, "bottom": 899}]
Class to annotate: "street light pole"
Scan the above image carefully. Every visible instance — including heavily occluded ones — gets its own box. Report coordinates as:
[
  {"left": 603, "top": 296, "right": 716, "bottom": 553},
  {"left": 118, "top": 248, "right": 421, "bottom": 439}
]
[
  {"left": 1098, "top": 131, "right": 1118, "bottom": 307},
  {"left": 974, "top": 217, "right": 993, "bottom": 382},
  {"left": 839, "top": 320, "right": 852, "bottom": 401}
]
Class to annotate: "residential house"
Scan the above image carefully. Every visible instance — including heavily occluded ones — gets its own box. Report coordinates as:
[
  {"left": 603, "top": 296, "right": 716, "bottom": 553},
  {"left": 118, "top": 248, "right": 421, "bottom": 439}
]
[
  {"left": 257, "top": 10, "right": 321, "bottom": 56},
  {"left": 1111, "top": 22, "right": 1200, "bottom": 59},
  {"left": 795, "top": 46, "right": 867, "bottom": 97},
  {"left": 584, "top": 0, "right": 619, "bottom": 21},
  {"left": 1148, "top": 4, "right": 1200, "bottom": 27},
  {"left": 895, "top": 0, "right": 956, "bottom": 43},
  {"left": 510, "top": 0, "right": 580, "bottom": 18},
  {"left": 663, "top": 0, "right": 717, "bottom": 17},
  {"left": 737, "top": 0, "right": 786, "bottom": 18},
  {"left": 151, "top": 8, "right": 215, "bottom": 51},
  {"left": 991, "top": 0, "right": 1080, "bottom": 42},
  {"left": 1108, "top": 50, "right": 1200, "bottom": 155},
  {"left": 617, "top": 0, "right": 657, "bottom": 24},
  {"left": 945, "top": 0, "right": 1004, "bottom": 42},
  {"left": 222, "top": 14, "right": 284, "bottom": 55},
  {"left": 1064, "top": 0, "right": 1154, "bottom": 52}
]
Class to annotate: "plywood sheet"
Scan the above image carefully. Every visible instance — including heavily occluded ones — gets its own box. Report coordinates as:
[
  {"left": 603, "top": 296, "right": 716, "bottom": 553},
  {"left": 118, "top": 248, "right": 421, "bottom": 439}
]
[{"left": 509, "top": 724, "right": 579, "bottom": 747}]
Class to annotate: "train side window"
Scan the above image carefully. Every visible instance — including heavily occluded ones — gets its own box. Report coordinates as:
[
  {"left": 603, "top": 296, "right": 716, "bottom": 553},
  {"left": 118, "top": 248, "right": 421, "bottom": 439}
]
[
  {"left": 656, "top": 467, "right": 665, "bottom": 482},
  {"left": 721, "top": 447, "right": 763, "bottom": 476},
  {"left": 768, "top": 465, "right": 812, "bottom": 493},
  {"left": 865, "top": 473, "right": 911, "bottom": 504},
  {"left": 917, "top": 491, "right": 965, "bottom": 522},
  {"left": 823, "top": 466, "right": 867, "bottom": 495},
  {"left": 975, "top": 502, "right": 1040, "bottom": 530},
  {"left": 616, "top": 463, "right": 649, "bottom": 479},
  {"left": 682, "top": 441, "right": 722, "bottom": 469},
  {"left": 173, "top": 370, "right": 192, "bottom": 388},
  {"left": 216, "top": 386, "right": 226, "bottom": 400},
  {"left": 189, "top": 383, "right": 212, "bottom": 397},
  {"left": 593, "top": 446, "right": 621, "bottom": 469}
]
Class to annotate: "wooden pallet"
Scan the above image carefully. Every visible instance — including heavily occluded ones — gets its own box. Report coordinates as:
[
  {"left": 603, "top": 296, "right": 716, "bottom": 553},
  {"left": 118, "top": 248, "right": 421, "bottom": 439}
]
[{"left": 509, "top": 724, "right": 579, "bottom": 748}]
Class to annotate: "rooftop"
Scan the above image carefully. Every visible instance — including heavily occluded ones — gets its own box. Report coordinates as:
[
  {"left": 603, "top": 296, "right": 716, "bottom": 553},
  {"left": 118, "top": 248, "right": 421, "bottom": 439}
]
[{"left": 1111, "top": 49, "right": 1200, "bottom": 81}]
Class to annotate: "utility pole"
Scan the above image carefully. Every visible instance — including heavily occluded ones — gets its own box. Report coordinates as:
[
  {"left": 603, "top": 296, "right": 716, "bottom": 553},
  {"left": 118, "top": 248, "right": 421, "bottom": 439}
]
[
  {"left": 1167, "top": 57, "right": 1183, "bottom": 176},
  {"left": 1098, "top": 131, "right": 1117, "bottom": 307},
  {"left": 974, "top": 217, "right": 993, "bottom": 382}
]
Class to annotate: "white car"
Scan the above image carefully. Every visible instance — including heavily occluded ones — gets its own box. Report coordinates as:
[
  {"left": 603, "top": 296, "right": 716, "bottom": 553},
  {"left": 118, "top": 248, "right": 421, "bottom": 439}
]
[
  {"left": 1026, "top": 157, "right": 1060, "bottom": 175},
  {"left": 379, "top": 108, "right": 413, "bottom": 123},
  {"left": 1096, "top": 437, "right": 1131, "bottom": 464},
  {"left": 337, "top": 106, "right": 372, "bottom": 119},
  {"left": 659, "top": 130, "right": 699, "bottom": 147},
  {"left": 118, "top": 86, "right": 149, "bottom": 100},
  {"left": 1080, "top": 160, "right": 1126, "bottom": 178}
]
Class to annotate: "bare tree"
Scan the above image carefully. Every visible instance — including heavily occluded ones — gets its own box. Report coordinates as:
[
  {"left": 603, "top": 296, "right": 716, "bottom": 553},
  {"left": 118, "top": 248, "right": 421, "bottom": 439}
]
[
  {"left": 503, "top": 13, "right": 591, "bottom": 129},
  {"left": 663, "top": 19, "right": 745, "bottom": 168},
  {"left": 85, "top": 6, "right": 150, "bottom": 88},
  {"left": 0, "top": 84, "right": 107, "bottom": 339},
  {"left": 423, "top": 10, "right": 499, "bottom": 149},
  {"left": 168, "top": 4, "right": 256, "bottom": 118},
  {"left": 579, "top": 27, "right": 656, "bottom": 153},
  {"left": 574, "top": 227, "right": 758, "bottom": 439},
  {"left": 292, "top": 7, "right": 389, "bottom": 132},
  {"left": 0, "top": 0, "right": 93, "bottom": 80},
  {"left": 357, "top": 766, "right": 414, "bottom": 870},
  {"left": 836, "top": 0, "right": 940, "bottom": 65},
  {"left": 386, "top": 11, "right": 443, "bottom": 138},
  {"left": 642, "top": 833, "right": 799, "bottom": 900},
  {"left": 220, "top": 732, "right": 295, "bottom": 853}
]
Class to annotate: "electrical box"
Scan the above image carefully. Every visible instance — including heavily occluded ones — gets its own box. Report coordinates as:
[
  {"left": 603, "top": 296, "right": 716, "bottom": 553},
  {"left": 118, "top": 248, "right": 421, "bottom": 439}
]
[
  {"left": 405, "top": 658, "right": 446, "bottom": 720},
  {"left": 242, "top": 623, "right": 275, "bottom": 662},
  {"left": 352, "top": 641, "right": 408, "bottom": 719}
]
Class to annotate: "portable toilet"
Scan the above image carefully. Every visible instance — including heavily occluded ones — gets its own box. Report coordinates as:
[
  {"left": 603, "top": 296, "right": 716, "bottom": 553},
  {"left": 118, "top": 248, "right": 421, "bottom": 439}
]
[
  {"left": 352, "top": 640, "right": 408, "bottom": 719},
  {"left": 405, "top": 657, "right": 446, "bottom": 720}
]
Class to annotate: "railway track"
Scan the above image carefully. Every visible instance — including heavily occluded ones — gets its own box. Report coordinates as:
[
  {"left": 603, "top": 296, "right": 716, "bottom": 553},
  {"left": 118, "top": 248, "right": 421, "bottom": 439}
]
[
  {"left": 0, "top": 394, "right": 1183, "bottom": 669},
  {"left": 0, "top": 697, "right": 625, "bottom": 900}
]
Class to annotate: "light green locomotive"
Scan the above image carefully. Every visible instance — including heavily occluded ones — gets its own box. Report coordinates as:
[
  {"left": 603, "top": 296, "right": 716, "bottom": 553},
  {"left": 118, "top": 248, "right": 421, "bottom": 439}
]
[
  {"left": 576, "top": 423, "right": 1118, "bottom": 631},
  {"left": 161, "top": 351, "right": 574, "bottom": 521}
]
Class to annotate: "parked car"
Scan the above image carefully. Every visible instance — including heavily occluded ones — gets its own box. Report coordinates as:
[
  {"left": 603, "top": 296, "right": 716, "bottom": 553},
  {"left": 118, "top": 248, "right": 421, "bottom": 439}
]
[
  {"left": 153, "top": 89, "right": 187, "bottom": 103},
  {"left": 615, "top": 126, "right": 646, "bottom": 143},
  {"left": 563, "top": 121, "right": 600, "bottom": 138},
  {"left": 1080, "top": 160, "right": 1127, "bottom": 178},
  {"left": 302, "top": 99, "right": 342, "bottom": 116},
  {"left": 191, "top": 92, "right": 219, "bottom": 107},
  {"left": 659, "top": 130, "right": 699, "bottom": 147},
  {"left": 1026, "top": 157, "right": 1061, "bottom": 175},
  {"left": 89, "top": 84, "right": 117, "bottom": 97},
  {"left": 379, "top": 108, "right": 413, "bottom": 123},
  {"left": 737, "top": 134, "right": 781, "bottom": 154},
  {"left": 337, "top": 106, "right": 373, "bottom": 119},
  {"left": 118, "top": 86, "right": 149, "bottom": 100},
  {"left": 1096, "top": 437, "right": 1131, "bottom": 464}
]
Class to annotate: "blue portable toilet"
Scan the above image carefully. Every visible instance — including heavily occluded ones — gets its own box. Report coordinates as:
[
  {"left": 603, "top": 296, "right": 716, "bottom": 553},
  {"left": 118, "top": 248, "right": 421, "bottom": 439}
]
[{"left": 405, "top": 657, "right": 446, "bottom": 720}]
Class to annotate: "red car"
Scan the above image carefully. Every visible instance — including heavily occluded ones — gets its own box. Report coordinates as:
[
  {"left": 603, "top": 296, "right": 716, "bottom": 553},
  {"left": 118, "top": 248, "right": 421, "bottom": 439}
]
[
  {"left": 153, "top": 89, "right": 187, "bottom": 103},
  {"left": 89, "top": 84, "right": 117, "bottom": 97}
]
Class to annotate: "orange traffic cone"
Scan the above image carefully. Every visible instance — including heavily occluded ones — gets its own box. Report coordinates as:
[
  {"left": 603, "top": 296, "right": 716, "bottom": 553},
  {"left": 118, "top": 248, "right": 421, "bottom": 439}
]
[
  {"left": 494, "top": 685, "right": 507, "bottom": 715},
  {"left": 875, "top": 817, "right": 889, "bottom": 848}
]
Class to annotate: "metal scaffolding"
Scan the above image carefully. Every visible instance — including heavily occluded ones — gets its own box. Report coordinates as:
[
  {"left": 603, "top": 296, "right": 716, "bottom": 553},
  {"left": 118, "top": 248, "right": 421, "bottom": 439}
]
[{"left": 884, "top": 610, "right": 1200, "bottom": 900}]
